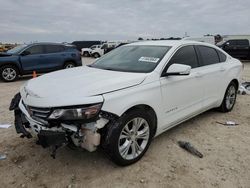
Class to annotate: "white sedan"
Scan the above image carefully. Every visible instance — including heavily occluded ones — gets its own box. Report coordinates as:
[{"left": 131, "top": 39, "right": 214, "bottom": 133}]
[{"left": 10, "top": 40, "right": 242, "bottom": 166}]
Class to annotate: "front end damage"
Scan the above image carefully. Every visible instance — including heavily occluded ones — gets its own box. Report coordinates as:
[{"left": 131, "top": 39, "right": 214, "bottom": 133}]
[{"left": 9, "top": 93, "right": 116, "bottom": 158}]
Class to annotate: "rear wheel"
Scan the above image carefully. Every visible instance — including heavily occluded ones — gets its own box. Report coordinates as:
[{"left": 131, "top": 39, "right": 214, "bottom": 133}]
[
  {"left": 93, "top": 53, "right": 100, "bottom": 58},
  {"left": 102, "top": 110, "right": 155, "bottom": 166},
  {"left": 83, "top": 51, "right": 89, "bottom": 57},
  {"left": 64, "top": 62, "right": 75, "bottom": 69},
  {"left": 0, "top": 65, "right": 18, "bottom": 82},
  {"left": 218, "top": 81, "right": 237, "bottom": 112}
]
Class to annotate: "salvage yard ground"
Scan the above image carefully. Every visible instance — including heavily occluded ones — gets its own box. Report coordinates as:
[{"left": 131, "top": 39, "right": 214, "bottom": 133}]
[{"left": 0, "top": 58, "right": 250, "bottom": 188}]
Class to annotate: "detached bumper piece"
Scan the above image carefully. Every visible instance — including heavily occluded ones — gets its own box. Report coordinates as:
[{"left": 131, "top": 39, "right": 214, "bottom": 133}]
[
  {"left": 9, "top": 93, "right": 32, "bottom": 139},
  {"left": 37, "top": 130, "right": 67, "bottom": 159},
  {"left": 37, "top": 130, "right": 67, "bottom": 148}
]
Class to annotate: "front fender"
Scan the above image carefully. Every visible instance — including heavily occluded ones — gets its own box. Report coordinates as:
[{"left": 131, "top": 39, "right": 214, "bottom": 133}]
[
  {"left": 0, "top": 55, "right": 22, "bottom": 72},
  {"left": 101, "top": 80, "right": 162, "bottom": 119}
]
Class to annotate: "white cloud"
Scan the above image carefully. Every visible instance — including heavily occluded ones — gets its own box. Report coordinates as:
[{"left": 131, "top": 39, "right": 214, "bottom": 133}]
[{"left": 0, "top": 0, "right": 250, "bottom": 43}]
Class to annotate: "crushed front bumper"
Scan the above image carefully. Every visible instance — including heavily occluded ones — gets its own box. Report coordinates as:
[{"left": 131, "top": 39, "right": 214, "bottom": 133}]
[
  {"left": 9, "top": 93, "right": 111, "bottom": 158},
  {"left": 9, "top": 93, "right": 68, "bottom": 149}
]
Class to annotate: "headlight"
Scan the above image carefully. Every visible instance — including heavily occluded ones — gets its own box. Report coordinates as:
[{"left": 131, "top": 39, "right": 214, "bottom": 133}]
[{"left": 48, "top": 103, "right": 102, "bottom": 120}]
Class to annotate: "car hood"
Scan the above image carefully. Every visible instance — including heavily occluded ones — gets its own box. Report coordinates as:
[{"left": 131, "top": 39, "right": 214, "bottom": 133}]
[
  {"left": 0, "top": 52, "right": 13, "bottom": 57},
  {"left": 24, "top": 66, "right": 146, "bottom": 99}
]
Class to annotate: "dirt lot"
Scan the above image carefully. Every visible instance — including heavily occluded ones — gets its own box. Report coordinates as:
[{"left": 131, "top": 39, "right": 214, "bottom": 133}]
[{"left": 0, "top": 59, "right": 250, "bottom": 188}]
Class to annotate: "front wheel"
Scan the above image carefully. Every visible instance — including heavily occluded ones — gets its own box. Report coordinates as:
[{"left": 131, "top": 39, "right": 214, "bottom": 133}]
[
  {"left": 102, "top": 110, "right": 155, "bottom": 166},
  {"left": 0, "top": 65, "right": 18, "bottom": 82},
  {"left": 218, "top": 81, "right": 237, "bottom": 112}
]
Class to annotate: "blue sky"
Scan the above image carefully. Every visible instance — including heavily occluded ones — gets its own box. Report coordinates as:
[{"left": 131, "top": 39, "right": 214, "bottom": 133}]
[{"left": 0, "top": 0, "right": 250, "bottom": 43}]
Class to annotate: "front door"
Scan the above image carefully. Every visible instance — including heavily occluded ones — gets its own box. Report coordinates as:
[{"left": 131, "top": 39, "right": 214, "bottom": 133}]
[
  {"left": 160, "top": 45, "right": 204, "bottom": 130},
  {"left": 20, "top": 45, "right": 44, "bottom": 73}
]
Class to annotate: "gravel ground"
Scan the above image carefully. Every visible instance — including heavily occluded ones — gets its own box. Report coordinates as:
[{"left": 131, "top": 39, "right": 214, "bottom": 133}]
[{"left": 0, "top": 59, "right": 250, "bottom": 188}]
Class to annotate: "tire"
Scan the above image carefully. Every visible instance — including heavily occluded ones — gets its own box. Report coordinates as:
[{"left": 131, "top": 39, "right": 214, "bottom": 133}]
[
  {"left": 64, "top": 62, "right": 75, "bottom": 69},
  {"left": 83, "top": 52, "right": 89, "bottom": 57},
  {"left": 102, "top": 109, "right": 155, "bottom": 166},
  {"left": 93, "top": 53, "right": 100, "bottom": 58},
  {"left": 0, "top": 65, "right": 19, "bottom": 82},
  {"left": 218, "top": 81, "right": 237, "bottom": 112}
]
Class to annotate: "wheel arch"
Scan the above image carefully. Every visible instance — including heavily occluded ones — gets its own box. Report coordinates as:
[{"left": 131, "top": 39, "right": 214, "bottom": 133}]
[
  {"left": 0, "top": 63, "right": 20, "bottom": 75},
  {"left": 63, "top": 60, "right": 76, "bottom": 67},
  {"left": 121, "top": 104, "right": 158, "bottom": 137},
  {"left": 231, "top": 79, "right": 239, "bottom": 90}
]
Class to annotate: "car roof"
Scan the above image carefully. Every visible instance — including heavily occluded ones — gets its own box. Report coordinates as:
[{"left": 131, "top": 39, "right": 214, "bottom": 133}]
[
  {"left": 28, "top": 42, "right": 66, "bottom": 46},
  {"left": 127, "top": 40, "right": 216, "bottom": 48}
]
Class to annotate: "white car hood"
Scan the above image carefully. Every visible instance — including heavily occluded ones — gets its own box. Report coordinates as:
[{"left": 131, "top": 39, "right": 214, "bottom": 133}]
[{"left": 23, "top": 66, "right": 146, "bottom": 100}]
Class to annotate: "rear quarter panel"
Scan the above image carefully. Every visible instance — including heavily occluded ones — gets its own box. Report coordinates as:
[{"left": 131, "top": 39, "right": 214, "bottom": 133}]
[{"left": 217, "top": 57, "right": 242, "bottom": 105}]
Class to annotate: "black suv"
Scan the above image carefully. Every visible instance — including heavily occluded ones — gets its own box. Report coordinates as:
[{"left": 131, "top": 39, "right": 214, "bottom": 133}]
[{"left": 218, "top": 39, "right": 250, "bottom": 60}]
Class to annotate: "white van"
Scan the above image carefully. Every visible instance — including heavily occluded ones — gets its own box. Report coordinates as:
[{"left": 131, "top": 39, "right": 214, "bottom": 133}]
[{"left": 183, "top": 36, "right": 215, "bottom": 44}]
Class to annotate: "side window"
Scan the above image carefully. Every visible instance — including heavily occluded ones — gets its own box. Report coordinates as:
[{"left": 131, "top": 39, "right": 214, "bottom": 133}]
[
  {"left": 217, "top": 50, "right": 227, "bottom": 62},
  {"left": 197, "top": 46, "right": 220, "bottom": 66},
  {"left": 25, "top": 45, "right": 44, "bottom": 55},
  {"left": 168, "top": 45, "right": 198, "bottom": 68},
  {"left": 45, "top": 45, "right": 64, "bottom": 53},
  {"left": 236, "top": 39, "right": 249, "bottom": 46}
]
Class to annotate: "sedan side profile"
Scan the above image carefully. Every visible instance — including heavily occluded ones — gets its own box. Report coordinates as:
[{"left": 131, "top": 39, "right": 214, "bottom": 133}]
[
  {"left": 10, "top": 40, "right": 242, "bottom": 166},
  {"left": 0, "top": 43, "right": 82, "bottom": 82}
]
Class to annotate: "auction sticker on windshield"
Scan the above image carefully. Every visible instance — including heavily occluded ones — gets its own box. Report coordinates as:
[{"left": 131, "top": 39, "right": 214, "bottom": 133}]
[{"left": 138, "top": 57, "right": 160, "bottom": 63}]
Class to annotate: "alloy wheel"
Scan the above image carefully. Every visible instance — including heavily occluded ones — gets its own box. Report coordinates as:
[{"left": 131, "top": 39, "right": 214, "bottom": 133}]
[
  {"left": 65, "top": 64, "right": 74, "bottom": 69},
  {"left": 2, "top": 67, "right": 17, "bottom": 81},
  {"left": 118, "top": 117, "right": 150, "bottom": 160},
  {"left": 226, "top": 85, "right": 236, "bottom": 110}
]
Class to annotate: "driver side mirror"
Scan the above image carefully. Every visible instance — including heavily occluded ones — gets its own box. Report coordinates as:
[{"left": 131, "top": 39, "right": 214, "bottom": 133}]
[
  {"left": 163, "top": 64, "right": 191, "bottom": 76},
  {"left": 21, "top": 51, "right": 31, "bottom": 56}
]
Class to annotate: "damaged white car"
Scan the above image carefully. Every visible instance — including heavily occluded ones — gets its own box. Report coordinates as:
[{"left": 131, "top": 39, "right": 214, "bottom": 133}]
[{"left": 10, "top": 40, "right": 242, "bottom": 166}]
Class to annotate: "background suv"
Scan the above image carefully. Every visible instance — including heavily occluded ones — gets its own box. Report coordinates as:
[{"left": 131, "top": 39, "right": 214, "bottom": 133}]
[{"left": 0, "top": 43, "right": 82, "bottom": 82}]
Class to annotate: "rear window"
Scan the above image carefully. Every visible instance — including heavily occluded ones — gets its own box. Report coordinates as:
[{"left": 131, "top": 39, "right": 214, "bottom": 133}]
[
  {"left": 237, "top": 39, "right": 249, "bottom": 46},
  {"left": 217, "top": 50, "right": 227, "bottom": 62},
  {"left": 45, "top": 45, "right": 64, "bottom": 53},
  {"left": 197, "top": 46, "right": 220, "bottom": 66}
]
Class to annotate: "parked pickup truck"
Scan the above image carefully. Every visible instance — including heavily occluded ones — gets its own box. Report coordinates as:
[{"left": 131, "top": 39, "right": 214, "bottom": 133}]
[
  {"left": 0, "top": 43, "right": 82, "bottom": 82},
  {"left": 217, "top": 39, "right": 250, "bottom": 60}
]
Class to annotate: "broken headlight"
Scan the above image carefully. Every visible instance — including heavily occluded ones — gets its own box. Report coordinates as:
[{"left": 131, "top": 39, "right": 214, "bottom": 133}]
[{"left": 48, "top": 103, "right": 102, "bottom": 120}]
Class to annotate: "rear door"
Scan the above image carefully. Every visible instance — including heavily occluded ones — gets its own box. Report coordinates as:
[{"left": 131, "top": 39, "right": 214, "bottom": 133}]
[
  {"left": 20, "top": 45, "right": 44, "bottom": 73},
  {"left": 42, "top": 44, "right": 65, "bottom": 71},
  {"left": 195, "top": 45, "right": 227, "bottom": 108},
  {"left": 160, "top": 45, "right": 204, "bottom": 130},
  {"left": 235, "top": 39, "right": 249, "bottom": 58}
]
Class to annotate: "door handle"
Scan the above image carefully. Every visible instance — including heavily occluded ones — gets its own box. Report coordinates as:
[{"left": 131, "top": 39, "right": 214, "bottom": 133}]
[
  {"left": 195, "top": 72, "right": 203, "bottom": 78},
  {"left": 220, "top": 67, "right": 226, "bottom": 72}
]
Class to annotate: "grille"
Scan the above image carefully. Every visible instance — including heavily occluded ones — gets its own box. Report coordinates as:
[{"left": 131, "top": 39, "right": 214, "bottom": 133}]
[
  {"left": 28, "top": 106, "right": 51, "bottom": 120},
  {"left": 22, "top": 101, "right": 51, "bottom": 124}
]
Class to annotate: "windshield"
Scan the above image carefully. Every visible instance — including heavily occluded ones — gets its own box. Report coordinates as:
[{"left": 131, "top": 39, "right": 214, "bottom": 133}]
[
  {"left": 7, "top": 44, "right": 27, "bottom": 54},
  {"left": 90, "top": 45, "right": 171, "bottom": 73},
  {"left": 216, "top": 41, "right": 226, "bottom": 46}
]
